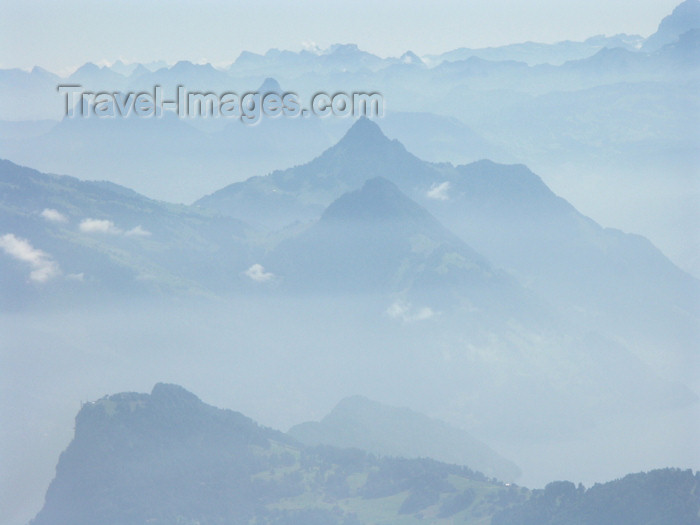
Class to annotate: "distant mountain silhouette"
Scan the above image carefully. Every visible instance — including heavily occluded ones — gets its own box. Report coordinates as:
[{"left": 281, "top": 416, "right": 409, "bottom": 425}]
[
  {"left": 426, "top": 34, "right": 643, "bottom": 67},
  {"left": 198, "top": 118, "right": 699, "bottom": 387},
  {"left": 289, "top": 395, "right": 521, "bottom": 482},
  {"left": 263, "top": 177, "right": 500, "bottom": 300},
  {"left": 195, "top": 117, "right": 437, "bottom": 228},
  {"left": 257, "top": 77, "right": 283, "bottom": 93},
  {"left": 67, "top": 62, "right": 127, "bottom": 88}
]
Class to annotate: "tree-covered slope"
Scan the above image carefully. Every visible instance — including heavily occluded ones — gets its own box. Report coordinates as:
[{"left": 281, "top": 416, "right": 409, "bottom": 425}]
[
  {"left": 32, "top": 384, "right": 700, "bottom": 525},
  {"left": 492, "top": 468, "right": 700, "bottom": 525},
  {"left": 31, "top": 384, "right": 523, "bottom": 525}
]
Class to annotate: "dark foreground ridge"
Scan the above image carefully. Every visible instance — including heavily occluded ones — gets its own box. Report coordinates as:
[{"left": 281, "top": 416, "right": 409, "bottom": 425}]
[
  {"left": 492, "top": 469, "right": 700, "bottom": 525},
  {"left": 32, "top": 384, "right": 700, "bottom": 525},
  {"left": 31, "top": 384, "right": 515, "bottom": 525}
]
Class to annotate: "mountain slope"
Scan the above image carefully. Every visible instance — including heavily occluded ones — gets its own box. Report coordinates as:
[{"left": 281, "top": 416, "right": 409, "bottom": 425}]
[
  {"left": 643, "top": 0, "right": 700, "bottom": 52},
  {"left": 289, "top": 395, "right": 521, "bottom": 482},
  {"left": 200, "top": 118, "right": 699, "bottom": 387},
  {"left": 421, "top": 159, "right": 700, "bottom": 386},
  {"left": 195, "top": 117, "right": 442, "bottom": 228},
  {"left": 0, "top": 109, "right": 340, "bottom": 204},
  {"left": 259, "top": 177, "right": 696, "bottom": 442},
  {"left": 31, "top": 384, "right": 700, "bottom": 525},
  {"left": 491, "top": 468, "right": 700, "bottom": 525},
  {"left": 0, "top": 159, "right": 255, "bottom": 308},
  {"left": 31, "top": 384, "right": 521, "bottom": 525},
  {"left": 263, "top": 177, "right": 502, "bottom": 303}
]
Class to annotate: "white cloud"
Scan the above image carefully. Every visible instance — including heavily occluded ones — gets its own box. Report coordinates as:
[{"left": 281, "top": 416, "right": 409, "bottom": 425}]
[
  {"left": 301, "top": 40, "right": 322, "bottom": 54},
  {"left": 426, "top": 181, "right": 451, "bottom": 201},
  {"left": 386, "top": 300, "right": 410, "bottom": 319},
  {"left": 412, "top": 307, "right": 436, "bottom": 321},
  {"left": 386, "top": 300, "right": 436, "bottom": 322},
  {"left": 79, "top": 218, "right": 123, "bottom": 235},
  {"left": 40, "top": 208, "right": 68, "bottom": 223},
  {"left": 0, "top": 233, "right": 61, "bottom": 283},
  {"left": 78, "top": 219, "right": 151, "bottom": 237},
  {"left": 65, "top": 272, "right": 85, "bottom": 281},
  {"left": 244, "top": 263, "right": 274, "bottom": 282},
  {"left": 125, "top": 225, "right": 151, "bottom": 237}
]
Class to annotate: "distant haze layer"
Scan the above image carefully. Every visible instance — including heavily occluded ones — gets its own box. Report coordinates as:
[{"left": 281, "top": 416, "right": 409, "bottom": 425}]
[{"left": 0, "top": 0, "right": 681, "bottom": 73}]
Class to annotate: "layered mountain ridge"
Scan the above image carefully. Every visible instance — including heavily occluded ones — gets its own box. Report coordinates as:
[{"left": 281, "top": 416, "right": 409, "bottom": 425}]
[
  {"left": 2, "top": 113, "right": 698, "bottom": 525},
  {"left": 31, "top": 383, "right": 521, "bottom": 525},
  {"left": 31, "top": 383, "right": 700, "bottom": 525}
]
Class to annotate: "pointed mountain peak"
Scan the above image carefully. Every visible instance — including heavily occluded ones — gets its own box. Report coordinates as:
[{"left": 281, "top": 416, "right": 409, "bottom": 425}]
[
  {"left": 30, "top": 66, "right": 56, "bottom": 78},
  {"left": 109, "top": 60, "right": 140, "bottom": 77},
  {"left": 173, "top": 60, "right": 196, "bottom": 68},
  {"left": 400, "top": 51, "right": 424, "bottom": 65},
  {"left": 288, "top": 395, "right": 522, "bottom": 482},
  {"left": 232, "top": 50, "right": 263, "bottom": 66},
  {"left": 257, "top": 77, "right": 282, "bottom": 93},
  {"left": 338, "top": 117, "right": 392, "bottom": 147},
  {"left": 321, "top": 176, "right": 429, "bottom": 223},
  {"left": 70, "top": 62, "right": 100, "bottom": 76},
  {"left": 129, "top": 64, "right": 150, "bottom": 78},
  {"left": 68, "top": 62, "right": 125, "bottom": 81}
]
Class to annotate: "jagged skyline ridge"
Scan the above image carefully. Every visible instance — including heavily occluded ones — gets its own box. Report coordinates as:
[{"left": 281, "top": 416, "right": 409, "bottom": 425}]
[{"left": 0, "top": 0, "right": 684, "bottom": 73}]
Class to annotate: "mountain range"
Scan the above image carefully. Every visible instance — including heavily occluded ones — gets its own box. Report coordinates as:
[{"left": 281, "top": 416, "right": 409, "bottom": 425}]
[
  {"left": 1, "top": 1, "right": 697, "bottom": 278},
  {"left": 1, "top": 2, "right": 697, "bottom": 280},
  {"left": 2, "top": 117, "right": 698, "bottom": 525},
  {"left": 2, "top": 6, "right": 700, "bottom": 520},
  {"left": 2, "top": 117, "right": 696, "bottom": 393},
  {"left": 3, "top": 117, "right": 697, "bottom": 381},
  {"left": 32, "top": 383, "right": 523, "bottom": 525},
  {"left": 197, "top": 118, "right": 699, "bottom": 388}
]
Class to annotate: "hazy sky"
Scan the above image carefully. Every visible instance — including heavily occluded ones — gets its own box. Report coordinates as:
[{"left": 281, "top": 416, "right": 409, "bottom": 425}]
[{"left": 0, "top": 0, "right": 680, "bottom": 74}]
